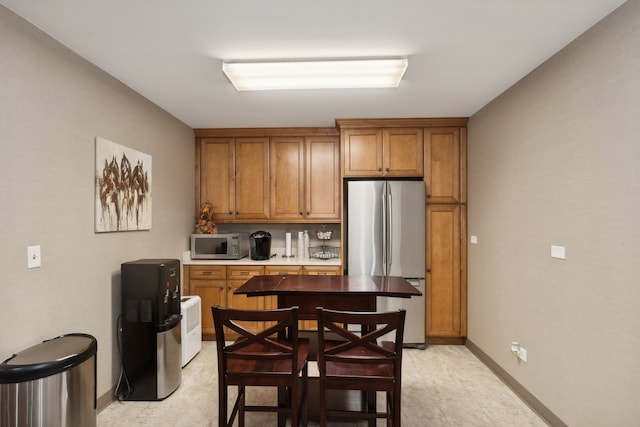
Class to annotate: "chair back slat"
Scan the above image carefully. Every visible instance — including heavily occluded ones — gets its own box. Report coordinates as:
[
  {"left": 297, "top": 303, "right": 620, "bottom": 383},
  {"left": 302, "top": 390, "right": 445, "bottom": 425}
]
[{"left": 213, "top": 305, "right": 301, "bottom": 374}]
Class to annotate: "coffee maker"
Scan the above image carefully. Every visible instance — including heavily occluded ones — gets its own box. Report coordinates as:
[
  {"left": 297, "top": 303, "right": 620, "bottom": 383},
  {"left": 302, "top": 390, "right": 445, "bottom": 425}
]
[{"left": 249, "top": 231, "right": 271, "bottom": 260}]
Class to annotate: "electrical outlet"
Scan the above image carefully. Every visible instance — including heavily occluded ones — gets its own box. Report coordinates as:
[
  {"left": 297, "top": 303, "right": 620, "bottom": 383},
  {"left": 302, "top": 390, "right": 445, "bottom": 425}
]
[
  {"left": 27, "top": 245, "right": 42, "bottom": 269},
  {"left": 518, "top": 346, "right": 527, "bottom": 362}
]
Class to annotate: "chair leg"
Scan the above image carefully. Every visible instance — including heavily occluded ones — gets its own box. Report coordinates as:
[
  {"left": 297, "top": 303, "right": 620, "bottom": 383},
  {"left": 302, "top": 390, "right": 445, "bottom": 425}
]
[
  {"left": 367, "top": 391, "right": 376, "bottom": 427},
  {"left": 219, "top": 382, "right": 227, "bottom": 427},
  {"left": 291, "top": 379, "right": 299, "bottom": 427},
  {"left": 318, "top": 379, "right": 327, "bottom": 427},
  {"left": 239, "top": 386, "right": 245, "bottom": 427},
  {"left": 301, "top": 364, "right": 308, "bottom": 427},
  {"left": 392, "top": 389, "right": 401, "bottom": 427}
]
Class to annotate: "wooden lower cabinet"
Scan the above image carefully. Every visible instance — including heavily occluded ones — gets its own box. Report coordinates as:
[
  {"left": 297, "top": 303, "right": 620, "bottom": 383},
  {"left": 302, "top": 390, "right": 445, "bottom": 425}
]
[
  {"left": 185, "top": 264, "right": 342, "bottom": 339},
  {"left": 185, "top": 265, "right": 227, "bottom": 340},
  {"left": 184, "top": 265, "right": 264, "bottom": 340},
  {"left": 226, "top": 266, "right": 265, "bottom": 335},
  {"left": 302, "top": 266, "right": 342, "bottom": 275},
  {"left": 425, "top": 204, "right": 467, "bottom": 343}
]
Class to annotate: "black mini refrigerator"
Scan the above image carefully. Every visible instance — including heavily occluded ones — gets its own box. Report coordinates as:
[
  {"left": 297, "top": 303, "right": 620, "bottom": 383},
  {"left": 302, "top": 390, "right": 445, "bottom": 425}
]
[{"left": 120, "top": 259, "right": 182, "bottom": 400}]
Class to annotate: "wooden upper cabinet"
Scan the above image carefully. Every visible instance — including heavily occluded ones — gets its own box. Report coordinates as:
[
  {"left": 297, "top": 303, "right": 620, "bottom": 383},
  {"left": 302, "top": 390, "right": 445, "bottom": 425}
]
[
  {"left": 305, "top": 136, "right": 340, "bottom": 221},
  {"left": 383, "top": 128, "right": 424, "bottom": 177},
  {"left": 341, "top": 129, "right": 383, "bottom": 177},
  {"left": 424, "top": 127, "right": 466, "bottom": 204},
  {"left": 270, "top": 137, "right": 305, "bottom": 221},
  {"left": 341, "top": 127, "right": 423, "bottom": 177},
  {"left": 198, "top": 136, "right": 269, "bottom": 222},
  {"left": 199, "top": 138, "right": 235, "bottom": 221},
  {"left": 235, "top": 137, "right": 270, "bottom": 220},
  {"left": 270, "top": 135, "right": 340, "bottom": 222}
]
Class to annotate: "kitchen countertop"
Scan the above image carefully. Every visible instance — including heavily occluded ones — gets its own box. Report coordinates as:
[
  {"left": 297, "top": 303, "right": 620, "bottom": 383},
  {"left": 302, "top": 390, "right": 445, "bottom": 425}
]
[{"left": 181, "top": 251, "right": 341, "bottom": 267}]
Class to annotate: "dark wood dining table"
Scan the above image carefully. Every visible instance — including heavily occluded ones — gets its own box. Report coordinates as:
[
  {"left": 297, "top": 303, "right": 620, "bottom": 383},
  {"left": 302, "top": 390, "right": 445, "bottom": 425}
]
[
  {"left": 234, "top": 273, "right": 422, "bottom": 316},
  {"left": 235, "top": 274, "right": 421, "bottom": 426}
]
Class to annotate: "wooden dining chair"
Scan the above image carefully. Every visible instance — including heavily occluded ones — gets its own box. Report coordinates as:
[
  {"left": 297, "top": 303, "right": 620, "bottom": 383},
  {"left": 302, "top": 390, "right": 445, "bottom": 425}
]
[
  {"left": 315, "top": 307, "right": 406, "bottom": 427},
  {"left": 212, "top": 305, "right": 309, "bottom": 427}
]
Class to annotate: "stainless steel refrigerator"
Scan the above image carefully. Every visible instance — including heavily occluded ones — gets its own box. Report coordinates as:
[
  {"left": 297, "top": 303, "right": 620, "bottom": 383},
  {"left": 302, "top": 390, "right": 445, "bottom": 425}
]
[{"left": 345, "top": 180, "right": 426, "bottom": 348}]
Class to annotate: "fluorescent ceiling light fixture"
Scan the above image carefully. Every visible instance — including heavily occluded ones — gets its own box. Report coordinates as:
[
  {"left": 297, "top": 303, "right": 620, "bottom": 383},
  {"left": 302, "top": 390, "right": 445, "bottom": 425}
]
[{"left": 222, "top": 58, "right": 408, "bottom": 91}]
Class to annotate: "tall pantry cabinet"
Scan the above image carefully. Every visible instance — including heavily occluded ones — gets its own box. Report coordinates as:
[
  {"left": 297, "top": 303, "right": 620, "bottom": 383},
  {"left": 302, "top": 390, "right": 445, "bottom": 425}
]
[
  {"left": 424, "top": 127, "right": 467, "bottom": 343},
  {"left": 337, "top": 118, "right": 468, "bottom": 344}
]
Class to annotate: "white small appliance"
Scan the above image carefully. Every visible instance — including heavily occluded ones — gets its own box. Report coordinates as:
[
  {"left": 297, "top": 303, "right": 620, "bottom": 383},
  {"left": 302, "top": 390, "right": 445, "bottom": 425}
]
[{"left": 180, "top": 296, "right": 202, "bottom": 367}]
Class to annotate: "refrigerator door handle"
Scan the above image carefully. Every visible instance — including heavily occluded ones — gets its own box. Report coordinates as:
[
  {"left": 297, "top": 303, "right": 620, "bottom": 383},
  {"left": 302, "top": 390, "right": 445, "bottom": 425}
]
[
  {"left": 381, "top": 187, "right": 387, "bottom": 274},
  {"left": 387, "top": 188, "right": 392, "bottom": 268}
]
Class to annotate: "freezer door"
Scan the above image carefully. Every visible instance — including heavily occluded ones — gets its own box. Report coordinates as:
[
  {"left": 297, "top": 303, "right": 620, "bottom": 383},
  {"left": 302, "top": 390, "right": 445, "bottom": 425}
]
[
  {"left": 377, "top": 279, "right": 425, "bottom": 348},
  {"left": 347, "top": 180, "right": 385, "bottom": 275},
  {"left": 386, "top": 181, "right": 425, "bottom": 277}
]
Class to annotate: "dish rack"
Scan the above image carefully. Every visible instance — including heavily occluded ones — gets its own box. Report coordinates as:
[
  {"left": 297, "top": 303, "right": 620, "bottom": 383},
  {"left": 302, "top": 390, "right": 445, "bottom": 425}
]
[{"left": 309, "top": 228, "right": 340, "bottom": 259}]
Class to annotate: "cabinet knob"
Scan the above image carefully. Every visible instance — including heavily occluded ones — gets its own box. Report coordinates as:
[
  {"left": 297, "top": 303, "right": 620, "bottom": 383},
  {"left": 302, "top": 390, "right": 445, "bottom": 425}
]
[
  {"left": 299, "top": 211, "right": 303, "bottom": 216},
  {"left": 426, "top": 194, "right": 431, "bottom": 199},
  {"left": 377, "top": 167, "right": 382, "bottom": 172},
  {"left": 307, "top": 211, "right": 310, "bottom": 215},
  {"left": 236, "top": 211, "right": 239, "bottom": 215},
  {"left": 228, "top": 211, "right": 233, "bottom": 215},
  {"left": 426, "top": 268, "right": 431, "bottom": 273},
  {"left": 385, "top": 167, "right": 390, "bottom": 172}
]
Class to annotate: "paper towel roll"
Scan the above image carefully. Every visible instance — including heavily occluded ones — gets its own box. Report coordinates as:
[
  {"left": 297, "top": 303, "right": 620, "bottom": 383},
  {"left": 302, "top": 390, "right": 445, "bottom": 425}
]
[{"left": 285, "top": 231, "right": 292, "bottom": 257}]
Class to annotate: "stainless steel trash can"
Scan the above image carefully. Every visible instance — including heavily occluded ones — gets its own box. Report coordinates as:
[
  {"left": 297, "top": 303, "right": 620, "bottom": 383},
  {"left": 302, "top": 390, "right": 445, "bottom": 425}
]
[{"left": 0, "top": 333, "right": 97, "bottom": 427}]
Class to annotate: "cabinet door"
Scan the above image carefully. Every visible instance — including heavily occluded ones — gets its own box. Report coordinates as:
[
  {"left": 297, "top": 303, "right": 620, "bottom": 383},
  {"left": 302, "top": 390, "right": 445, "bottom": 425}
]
[
  {"left": 226, "top": 266, "right": 265, "bottom": 333},
  {"left": 426, "top": 204, "right": 463, "bottom": 338},
  {"left": 306, "top": 136, "right": 340, "bottom": 221},
  {"left": 270, "top": 137, "right": 305, "bottom": 220},
  {"left": 199, "top": 138, "right": 234, "bottom": 221},
  {"left": 192, "top": 280, "right": 225, "bottom": 339},
  {"left": 342, "top": 129, "right": 383, "bottom": 176},
  {"left": 187, "top": 265, "right": 227, "bottom": 340},
  {"left": 424, "top": 128, "right": 462, "bottom": 203},
  {"left": 383, "top": 128, "right": 424, "bottom": 177},
  {"left": 235, "top": 137, "right": 270, "bottom": 220}
]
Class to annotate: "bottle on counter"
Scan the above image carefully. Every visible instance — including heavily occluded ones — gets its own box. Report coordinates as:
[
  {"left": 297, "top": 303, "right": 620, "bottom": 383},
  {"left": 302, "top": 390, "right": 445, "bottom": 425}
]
[{"left": 303, "top": 230, "right": 310, "bottom": 258}]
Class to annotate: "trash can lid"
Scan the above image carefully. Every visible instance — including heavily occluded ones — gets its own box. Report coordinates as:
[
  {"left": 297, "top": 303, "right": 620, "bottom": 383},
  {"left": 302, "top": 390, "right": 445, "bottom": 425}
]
[{"left": 0, "top": 333, "right": 97, "bottom": 384}]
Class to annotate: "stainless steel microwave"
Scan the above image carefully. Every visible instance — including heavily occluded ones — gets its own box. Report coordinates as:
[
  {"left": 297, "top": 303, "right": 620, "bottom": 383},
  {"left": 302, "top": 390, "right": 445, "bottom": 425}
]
[{"left": 190, "top": 233, "right": 249, "bottom": 260}]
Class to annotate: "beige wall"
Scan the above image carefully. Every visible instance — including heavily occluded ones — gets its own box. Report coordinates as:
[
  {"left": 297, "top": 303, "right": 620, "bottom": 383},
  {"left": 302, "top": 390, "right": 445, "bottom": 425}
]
[
  {"left": 0, "top": 7, "right": 194, "bottom": 402},
  {"left": 467, "top": 1, "right": 639, "bottom": 425}
]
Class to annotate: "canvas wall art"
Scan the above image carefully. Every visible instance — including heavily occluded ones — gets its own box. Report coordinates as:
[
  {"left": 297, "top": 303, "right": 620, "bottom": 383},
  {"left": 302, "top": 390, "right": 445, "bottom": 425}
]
[{"left": 95, "top": 137, "right": 152, "bottom": 232}]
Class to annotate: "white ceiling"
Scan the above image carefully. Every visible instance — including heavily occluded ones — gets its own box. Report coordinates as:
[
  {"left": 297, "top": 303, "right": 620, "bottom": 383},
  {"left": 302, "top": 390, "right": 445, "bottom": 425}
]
[{"left": 1, "top": 0, "right": 627, "bottom": 129}]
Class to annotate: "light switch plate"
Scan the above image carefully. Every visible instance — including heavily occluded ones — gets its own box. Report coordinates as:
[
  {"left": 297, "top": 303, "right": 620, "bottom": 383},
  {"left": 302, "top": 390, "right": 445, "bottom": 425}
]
[
  {"left": 551, "top": 245, "right": 566, "bottom": 260},
  {"left": 470, "top": 235, "right": 478, "bottom": 244},
  {"left": 27, "top": 245, "right": 41, "bottom": 269}
]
